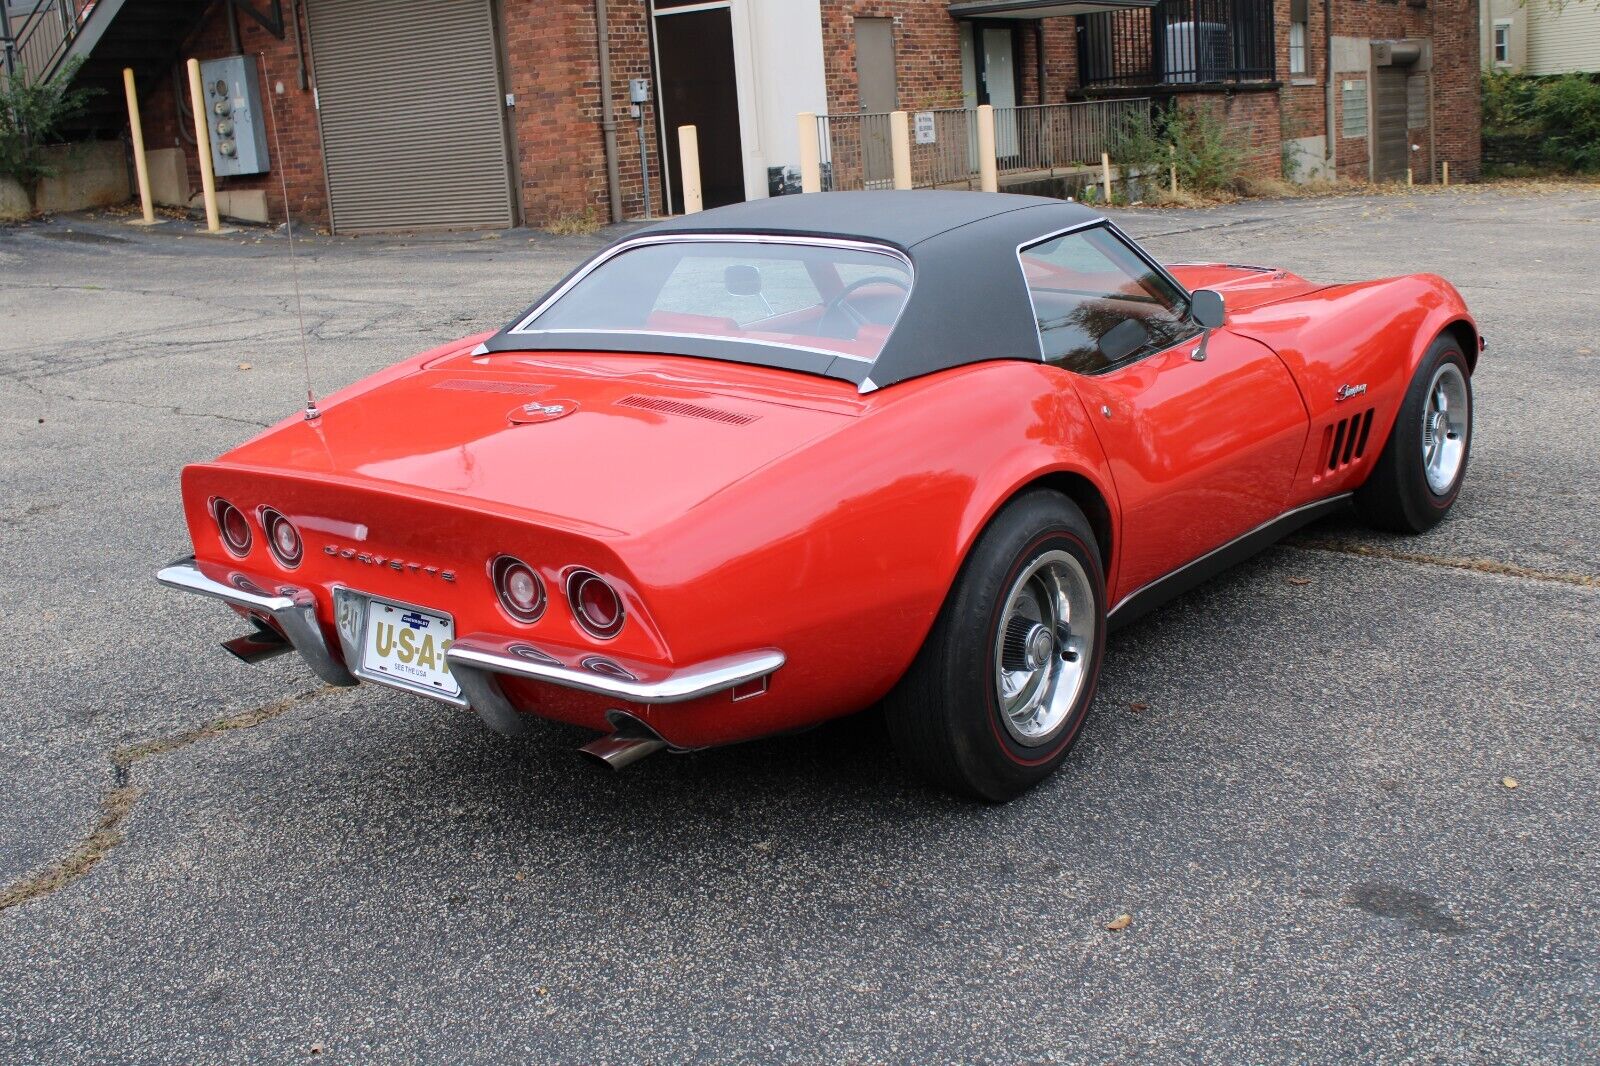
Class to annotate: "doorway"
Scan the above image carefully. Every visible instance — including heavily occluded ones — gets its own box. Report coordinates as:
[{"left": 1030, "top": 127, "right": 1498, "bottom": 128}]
[
  {"left": 655, "top": 3, "right": 747, "bottom": 212},
  {"left": 854, "top": 17, "right": 897, "bottom": 186}
]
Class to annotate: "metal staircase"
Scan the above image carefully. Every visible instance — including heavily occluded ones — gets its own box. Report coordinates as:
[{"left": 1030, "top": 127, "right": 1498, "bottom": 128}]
[{"left": 1, "top": 1, "right": 280, "bottom": 137}]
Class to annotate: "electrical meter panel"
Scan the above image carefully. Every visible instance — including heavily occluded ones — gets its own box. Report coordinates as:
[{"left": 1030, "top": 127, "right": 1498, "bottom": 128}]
[{"left": 200, "top": 55, "right": 269, "bottom": 177}]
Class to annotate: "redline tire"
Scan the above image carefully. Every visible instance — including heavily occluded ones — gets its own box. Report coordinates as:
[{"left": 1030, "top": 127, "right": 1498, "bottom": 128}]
[{"left": 885, "top": 490, "right": 1106, "bottom": 802}]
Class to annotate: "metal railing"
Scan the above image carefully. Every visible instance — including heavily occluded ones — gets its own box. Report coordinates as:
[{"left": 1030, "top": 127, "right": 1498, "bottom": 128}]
[
  {"left": 2, "top": 0, "right": 94, "bottom": 83},
  {"left": 816, "top": 99, "right": 1151, "bottom": 193},
  {"left": 1079, "top": 0, "right": 1275, "bottom": 89}
]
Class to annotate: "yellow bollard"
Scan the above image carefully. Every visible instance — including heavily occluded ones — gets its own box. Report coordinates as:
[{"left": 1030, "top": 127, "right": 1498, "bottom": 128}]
[
  {"left": 1407, "top": 167, "right": 1414, "bottom": 187},
  {"left": 185, "top": 58, "right": 221, "bottom": 232},
  {"left": 976, "top": 105, "right": 998, "bottom": 193},
  {"left": 1101, "top": 152, "right": 1113, "bottom": 203},
  {"left": 797, "top": 112, "right": 821, "bottom": 194},
  {"left": 889, "top": 110, "right": 912, "bottom": 191},
  {"left": 1442, "top": 161, "right": 1450, "bottom": 186},
  {"left": 1169, "top": 144, "right": 1178, "bottom": 194},
  {"left": 678, "top": 125, "right": 702, "bottom": 214},
  {"left": 122, "top": 68, "right": 156, "bottom": 224}
]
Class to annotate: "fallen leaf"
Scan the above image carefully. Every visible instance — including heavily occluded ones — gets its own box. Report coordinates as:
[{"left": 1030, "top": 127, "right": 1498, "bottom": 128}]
[
  {"left": 37, "top": 417, "right": 45, "bottom": 424},
  {"left": 1129, "top": 702, "right": 1148, "bottom": 714},
  {"left": 536, "top": 986, "right": 549, "bottom": 996},
  {"left": 1105, "top": 913, "right": 1132, "bottom": 932},
  {"left": 237, "top": 362, "right": 252, "bottom": 371},
  {"left": 514, "top": 871, "right": 526, "bottom": 881},
  {"left": 1578, "top": 348, "right": 1593, "bottom": 355},
  {"left": 310, "top": 1045, "right": 323, "bottom": 1056},
  {"left": 1502, "top": 776, "right": 1519, "bottom": 790},
  {"left": 1287, "top": 576, "right": 1313, "bottom": 586}
]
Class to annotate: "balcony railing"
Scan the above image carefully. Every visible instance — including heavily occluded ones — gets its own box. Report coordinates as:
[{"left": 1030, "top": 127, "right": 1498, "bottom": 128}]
[
  {"left": 816, "top": 99, "right": 1152, "bottom": 194},
  {"left": 1078, "top": 0, "right": 1276, "bottom": 89}
]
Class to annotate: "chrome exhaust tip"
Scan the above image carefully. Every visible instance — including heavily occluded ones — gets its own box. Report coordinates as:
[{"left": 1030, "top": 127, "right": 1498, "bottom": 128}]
[
  {"left": 578, "top": 711, "right": 669, "bottom": 771},
  {"left": 222, "top": 626, "right": 293, "bottom": 664}
]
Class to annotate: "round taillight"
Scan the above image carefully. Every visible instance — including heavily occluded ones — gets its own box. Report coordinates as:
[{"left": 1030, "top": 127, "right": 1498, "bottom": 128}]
[
  {"left": 213, "top": 499, "right": 251, "bottom": 556},
  {"left": 261, "top": 508, "right": 303, "bottom": 568},
  {"left": 567, "top": 569, "right": 624, "bottom": 639},
  {"left": 492, "top": 556, "right": 545, "bottom": 623}
]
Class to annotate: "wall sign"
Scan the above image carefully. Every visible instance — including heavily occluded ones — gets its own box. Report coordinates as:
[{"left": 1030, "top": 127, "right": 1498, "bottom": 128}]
[{"left": 914, "top": 112, "right": 936, "bottom": 145}]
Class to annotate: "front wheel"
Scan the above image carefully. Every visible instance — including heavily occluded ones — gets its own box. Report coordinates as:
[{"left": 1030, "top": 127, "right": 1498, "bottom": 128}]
[
  {"left": 885, "top": 491, "right": 1106, "bottom": 802},
  {"left": 1355, "top": 335, "right": 1473, "bottom": 534}
]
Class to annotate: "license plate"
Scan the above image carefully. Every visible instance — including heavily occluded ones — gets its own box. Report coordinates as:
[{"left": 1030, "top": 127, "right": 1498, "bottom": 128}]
[{"left": 360, "top": 598, "right": 459, "bottom": 699}]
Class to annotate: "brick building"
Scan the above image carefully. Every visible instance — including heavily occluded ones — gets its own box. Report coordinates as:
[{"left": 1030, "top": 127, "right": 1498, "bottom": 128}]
[{"left": 20, "top": 0, "right": 1481, "bottom": 233}]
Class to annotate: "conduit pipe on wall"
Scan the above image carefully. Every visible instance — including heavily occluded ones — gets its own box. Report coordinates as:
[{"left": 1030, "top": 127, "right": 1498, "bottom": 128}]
[
  {"left": 1324, "top": 0, "right": 1335, "bottom": 170},
  {"left": 595, "top": 0, "right": 623, "bottom": 223}
]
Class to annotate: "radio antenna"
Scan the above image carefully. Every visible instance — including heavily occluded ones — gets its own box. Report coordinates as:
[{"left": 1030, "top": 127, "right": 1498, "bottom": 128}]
[{"left": 259, "top": 53, "right": 319, "bottom": 422}]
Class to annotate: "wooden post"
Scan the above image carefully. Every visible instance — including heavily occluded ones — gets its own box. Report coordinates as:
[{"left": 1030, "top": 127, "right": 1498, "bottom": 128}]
[
  {"left": 1441, "top": 161, "right": 1450, "bottom": 186},
  {"left": 122, "top": 68, "right": 156, "bottom": 224},
  {"left": 889, "top": 110, "right": 912, "bottom": 191},
  {"left": 797, "top": 112, "right": 821, "bottom": 194},
  {"left": 1169, "top": 143, "right": 1178, "bottom": 194},
  {"left": 677, "top": 125, "right": 702, "bottom": 214},
  {"left": 976, "top": 104, "right": 998, "bottom": 193},
  {"left": 1101, "top": 152, "right": 1113, "bottom": 204},
  {"left": 185, "top": 58, "right": 220, "bottom": 232}
]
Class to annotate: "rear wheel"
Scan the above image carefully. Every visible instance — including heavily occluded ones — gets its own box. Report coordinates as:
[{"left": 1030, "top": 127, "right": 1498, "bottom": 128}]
[
  {"left": 885, "top": 491, "right": 1106, "bottom": 802},
  {"left": 1355, "top": 335, "right": 1473, "bottom": 533}
]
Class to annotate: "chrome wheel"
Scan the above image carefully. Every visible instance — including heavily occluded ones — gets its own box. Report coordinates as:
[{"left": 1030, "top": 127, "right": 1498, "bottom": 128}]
[
  {"left": 992, "top": 549, "right": 1096, "bottom": 747},
  {"left": 1421, "top": 361, "right": 1470, "bottom": 495}
]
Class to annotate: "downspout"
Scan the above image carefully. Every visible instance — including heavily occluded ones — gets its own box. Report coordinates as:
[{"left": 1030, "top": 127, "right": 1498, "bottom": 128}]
[
  {"left": 595, "top": 0, "right": 623, "bottom": 223},
  {"left": 1428, "top": 0, "right": 1437, "bottom": 181},
  {"left": 1323, "top": 0, "right": 1335, "bottom": 171},
  {"left": 1, "top": 3, "right": 16, "bottom": 79},
  {"left": 1035, "top": 21, "right": 1047, "bottom": 103}
]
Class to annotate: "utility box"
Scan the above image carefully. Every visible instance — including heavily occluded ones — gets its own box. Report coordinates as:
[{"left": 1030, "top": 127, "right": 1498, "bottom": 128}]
[{"left": 200, "top": 55, "right": 269, "bottom": 177}]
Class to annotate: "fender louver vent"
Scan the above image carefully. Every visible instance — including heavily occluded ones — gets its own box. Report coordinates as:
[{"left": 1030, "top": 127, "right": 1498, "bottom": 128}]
[
  {"left": 433, "top": 378, "right": 552, "bottom": 397},
  {"left": 1321, "top": 408, "right": 1375, "bottom": 475},
  {"left": 615, "top": 395, "right": 759, "bottom": 426}
]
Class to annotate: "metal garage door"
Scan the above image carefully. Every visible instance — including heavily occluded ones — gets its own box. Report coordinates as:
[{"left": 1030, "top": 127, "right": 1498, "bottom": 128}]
[
  {"left": 1371, "top": 65, "right": 1410, "bottom": 183},
  {"left": 305, "top": 0, "right": 513, "bottom": 233}
]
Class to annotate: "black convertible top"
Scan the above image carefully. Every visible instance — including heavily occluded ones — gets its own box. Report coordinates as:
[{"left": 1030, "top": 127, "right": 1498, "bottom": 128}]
[
  {"left": 639, "top": 189, "right": 1095, "bottom": 251},
  {"left": 487, "top": 191, "right": 1125, "bottom": 390}
]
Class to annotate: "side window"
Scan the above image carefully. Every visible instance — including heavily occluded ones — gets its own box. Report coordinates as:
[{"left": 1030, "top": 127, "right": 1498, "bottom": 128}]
[{"left": 1019, "top": 226, "right": 1195, "bottom": 374}]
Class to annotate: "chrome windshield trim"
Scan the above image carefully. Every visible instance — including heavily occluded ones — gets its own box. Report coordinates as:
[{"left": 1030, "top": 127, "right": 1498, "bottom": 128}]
[
  {"left": 447, "top": 637, "right": 786, "bottom": 705},
  {"left": 156, "top": 556, "right": 357, "bottom": 687},
  {"left": 505, "top": 231, "right": 915, "bottom": 338}
]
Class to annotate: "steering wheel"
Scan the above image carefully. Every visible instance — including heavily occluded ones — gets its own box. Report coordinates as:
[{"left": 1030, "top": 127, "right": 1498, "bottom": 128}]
[{"left": 823, "top": 274, "right": 911, "bottom": 329}]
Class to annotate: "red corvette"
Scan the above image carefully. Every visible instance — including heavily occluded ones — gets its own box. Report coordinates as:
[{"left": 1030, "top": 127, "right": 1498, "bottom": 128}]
[{"left": 160, "top": 192, "right": 1478, "bottom": 800}]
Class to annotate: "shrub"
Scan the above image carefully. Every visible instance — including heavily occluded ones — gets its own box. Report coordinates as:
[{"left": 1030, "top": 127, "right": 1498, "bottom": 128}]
[
  {"left": 0, "top": 61, "right": 97, "bottom": 195},
  {"left": 1533, "top": 75, "right": 1600, "bottom": 172},
  {"left": 1114, "top": 104, "right": 1245, "bottom": 199},
  {"left": 1481, "top": 71, "right": 1600, "bottom": 175}
]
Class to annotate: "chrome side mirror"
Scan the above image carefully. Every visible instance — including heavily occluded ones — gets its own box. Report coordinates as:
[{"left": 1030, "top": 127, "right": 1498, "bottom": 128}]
[{"left": 1191, "top": 289, "right": 1225, "bottom": 329}]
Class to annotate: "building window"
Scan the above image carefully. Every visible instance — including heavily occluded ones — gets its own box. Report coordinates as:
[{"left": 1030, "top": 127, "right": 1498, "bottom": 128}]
[
  {"left": 1289, "top": 0, "right": 1309, "bottom": 76},
  {"left": 1493, "top": 20, "right": 1511, "bottom": 65}
]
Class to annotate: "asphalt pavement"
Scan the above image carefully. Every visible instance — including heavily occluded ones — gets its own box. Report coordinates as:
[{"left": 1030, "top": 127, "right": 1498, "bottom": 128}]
[{"left": 1, "top": 186, "right": 1596, "bottom": 1062}]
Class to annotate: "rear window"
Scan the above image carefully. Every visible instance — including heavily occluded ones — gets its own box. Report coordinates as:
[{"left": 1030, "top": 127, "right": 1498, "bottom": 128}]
[{"left": 512, "top": 239, "right": 913, "bottom": 363}]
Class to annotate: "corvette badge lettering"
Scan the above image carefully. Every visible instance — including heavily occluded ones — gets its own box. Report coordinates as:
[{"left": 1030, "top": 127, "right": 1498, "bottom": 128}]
[
  {"left": 1336, "top": 383, "right": 1368, "bottom": 402},
  {"left": 323, "top": 544, "right": 456, "bottom": 582}
]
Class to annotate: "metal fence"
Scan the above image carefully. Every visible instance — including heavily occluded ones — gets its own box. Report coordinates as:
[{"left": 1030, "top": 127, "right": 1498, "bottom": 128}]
[
  {"left": 1078, "top": 0, "right": 1275, "bottom": 89},
  {"left": 1, "top": 0, "right": 93, "bottom": 83},
  {"left": 816, "top": 99, "right": 1151, "bottom": 193}
]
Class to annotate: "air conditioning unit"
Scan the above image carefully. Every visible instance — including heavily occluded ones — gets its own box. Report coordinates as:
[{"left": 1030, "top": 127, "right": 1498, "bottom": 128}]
[{"left": 1163, "top": 21, "right": 1231, "bottom": 83}]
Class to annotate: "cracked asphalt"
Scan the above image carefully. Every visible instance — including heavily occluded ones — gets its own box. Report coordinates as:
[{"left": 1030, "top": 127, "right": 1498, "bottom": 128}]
[{"left": 1, "top": 187, "right": 1597, "bottom": 1062}]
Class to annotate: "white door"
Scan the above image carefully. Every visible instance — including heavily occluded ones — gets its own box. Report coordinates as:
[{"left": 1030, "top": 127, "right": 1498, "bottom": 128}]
[{"left": 982, "top": 27, "right": 1019, "bottom": 161}]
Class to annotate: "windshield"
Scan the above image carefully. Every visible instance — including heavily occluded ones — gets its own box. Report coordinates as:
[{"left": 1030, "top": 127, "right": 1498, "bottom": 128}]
[
  {"left": 1019, "top": 225, "right": 1194, "bottom": 374},
  {"left": 513, "top": 239, "right": 914, "bottom": 363}
]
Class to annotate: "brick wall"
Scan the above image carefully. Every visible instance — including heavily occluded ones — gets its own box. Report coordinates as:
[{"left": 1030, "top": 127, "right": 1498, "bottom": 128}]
[
  {"left": 123, "top": 0, "right": 1483, "bottom": 230},
  {"left": 139, "top": 5, "right": 321, "bottom": 227}
]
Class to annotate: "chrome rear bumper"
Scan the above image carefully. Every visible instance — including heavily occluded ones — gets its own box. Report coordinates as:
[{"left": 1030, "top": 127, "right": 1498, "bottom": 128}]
[
  {"left": 156, "top": 557, "right": 357, "bottom": 687},
  {"left": 157, "top": 557, "right": 785, "bottom": 741}
]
